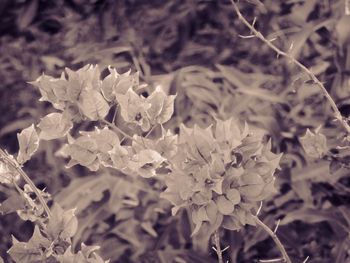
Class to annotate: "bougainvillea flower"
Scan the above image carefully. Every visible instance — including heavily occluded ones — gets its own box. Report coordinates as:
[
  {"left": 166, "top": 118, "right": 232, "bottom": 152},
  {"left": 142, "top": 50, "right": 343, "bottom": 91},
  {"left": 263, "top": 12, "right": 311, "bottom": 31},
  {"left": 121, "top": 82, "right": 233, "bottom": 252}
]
[
  {"left": 145, "top": 86, "right": 176, "bottom": 125},
  {"left": 116, "top": 88, "right": 152, "bottom": 131},
  {"left": 161, "top": 117, "right": 282, "bottom": 236},
  {"left": 101, "top": 68, "right": 139, "bottom": 101}
]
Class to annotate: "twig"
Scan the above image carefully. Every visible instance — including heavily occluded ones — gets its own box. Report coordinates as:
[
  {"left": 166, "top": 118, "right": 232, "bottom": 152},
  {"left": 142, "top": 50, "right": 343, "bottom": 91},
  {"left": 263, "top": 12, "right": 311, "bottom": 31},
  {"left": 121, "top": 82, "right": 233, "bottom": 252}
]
[
  {"left": 101, "top": 119, "right": 140, "bottom": 144},
  {"left": 0, "top": 149, "right": 52, "bottom": 218},
  {"left": 259, "top": 258, "right": 284, "bottom": 263},
  {"left": 254, "top": 216, "right": 292, "bottom": 263},
  {"left": 302, "top": 256, "right": 310, "bottom": 263},
  {"left": 213, "top": 230, "right": 224, "bottom": 263},
  {"left": 230, "top": 0, "right": 350, "bottom": 135},
  {"left": 274, "top": 219, "right": 281, "bottom": 233}
]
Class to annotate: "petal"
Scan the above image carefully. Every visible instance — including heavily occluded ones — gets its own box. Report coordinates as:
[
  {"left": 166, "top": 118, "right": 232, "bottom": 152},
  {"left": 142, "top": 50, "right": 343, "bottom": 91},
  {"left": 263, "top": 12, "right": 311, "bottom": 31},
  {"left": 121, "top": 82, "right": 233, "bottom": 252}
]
[{"left": 216, "top": 195, "right": 235, "bottom": 215}]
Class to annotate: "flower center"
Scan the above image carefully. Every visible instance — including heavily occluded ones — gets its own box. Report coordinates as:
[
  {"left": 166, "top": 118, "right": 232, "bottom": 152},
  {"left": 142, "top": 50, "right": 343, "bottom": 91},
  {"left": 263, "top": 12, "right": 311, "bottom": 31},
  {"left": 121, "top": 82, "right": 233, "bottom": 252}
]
[{"left": 135, "top": 112, "right": 142, "bottom": 121}]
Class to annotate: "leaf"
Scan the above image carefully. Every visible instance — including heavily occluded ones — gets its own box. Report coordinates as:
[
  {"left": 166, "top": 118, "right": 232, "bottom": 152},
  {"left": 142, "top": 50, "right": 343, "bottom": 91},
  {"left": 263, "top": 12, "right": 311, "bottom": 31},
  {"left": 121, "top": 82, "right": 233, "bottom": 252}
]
[
  {"left": 61, "top": 135, "right": 99, "bottom": 170},
  {"left": 17, "top": 0, "right": 38, "bottom": 30},
  {"left": 56, "top": 174, "right": 116, "bottom": 214},
  {"left": 17, "top": 124, "right": 39, "bottom": 164},
  {"left": 217, "top": 64, "right": 284, "bottom": 103},
  {"left": 280, "top": 208, "right": 348, "bottom": 230},
  {"left": 141, "top": 221, "right": 158, "bottom": 237},
  {"left": 128, "top": 149, "right": 166, "bottom": 178},
  {"left": 299, "top": 128, "right": 328, "bottom": 158},
  {"left": 214, "top": 117, "right": 248, "bottom": 149},
  {"left": 108, "top": 144, "right": 130, "bottom": 170},
  {"left": 8, "top": 238, "right": 43, "bottom": 263},
  {"left": 101, "top": 68, "right": 139, "bottom": 101},
  {"left": 78, "top": 90, "right": 110, "bottom": 120},
  {"left": 0, "top": 192, "right": 26, "bottom": 215},
  {"left": 336, "top": 15, "right": 350, "bottom": 47},
  {"left": 81, "top": 127, "right": 120, "bottom": 153},
  {"left": 8, "top": 226, "right": 51, "bottom": 263},
  {"left": 38, "top": 112, "right": 73, "bottom": 140},
  {"left": 146, "top": 86, "right": 176, "bottom": 125},
  {"left": 132, "top": 128, "right": 178, "bottom": 159},
  {"left": 29, "top": 74, "right": 67, "bottom": 109},
  {"left": 27, "top": 225, "right": 51, "bottom": 250},
  {"left": 46, "top": 203, "right": 78, "bottom": 241}
]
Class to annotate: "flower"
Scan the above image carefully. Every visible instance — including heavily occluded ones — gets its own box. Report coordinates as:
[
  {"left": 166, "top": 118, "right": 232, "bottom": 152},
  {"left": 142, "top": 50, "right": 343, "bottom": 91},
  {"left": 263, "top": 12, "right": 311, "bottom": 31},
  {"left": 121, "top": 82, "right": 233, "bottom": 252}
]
[
  {"left": 161, "top": 117, "right": 282, "bottom": 235},
  {"left": 116, "top": 88, "right": 152, "bottom": 131}
]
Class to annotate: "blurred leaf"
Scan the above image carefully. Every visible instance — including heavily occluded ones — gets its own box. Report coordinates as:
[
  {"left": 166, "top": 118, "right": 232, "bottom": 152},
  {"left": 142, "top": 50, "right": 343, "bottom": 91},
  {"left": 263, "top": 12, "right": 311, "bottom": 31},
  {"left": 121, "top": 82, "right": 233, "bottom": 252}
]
[
  {"left": 0, "top": 118, "right": 34, "bottom": 138},
  {"left": 280, "top": 208, "right": 348, "bottom": 231},
  {"left": 40, "top": 56, "right": 65, "bottom": 71},
  {"left": 292, "top": 180, "right": 313, "bottom": 205},
  {"left": 335, "top": 15, "right": 350, "bottom": 47},
  {"left": 56, "top": 174, "right": 116, "bottom": 213},
  {"left": 291, "top": 161, "right": 329, "bottom": 182},
  {"left": 217, "top": 64, "right": 284, "bottom": 103},
  {"left": 0, "top": 192, "right": 26, "bottom": 215},
  {"left": 17, "top": 0, "right": 38, "bottom": 30},
  {"left": 299, "top": 128, "right": 328, "bottom": 158}
]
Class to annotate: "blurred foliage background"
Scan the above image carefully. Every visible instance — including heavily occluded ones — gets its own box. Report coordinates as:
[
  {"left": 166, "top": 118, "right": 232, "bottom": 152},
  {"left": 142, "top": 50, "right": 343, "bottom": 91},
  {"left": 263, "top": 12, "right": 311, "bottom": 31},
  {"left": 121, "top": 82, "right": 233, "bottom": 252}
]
[{"left": 1, "top": 0, "right": 350, "bottom": 262}]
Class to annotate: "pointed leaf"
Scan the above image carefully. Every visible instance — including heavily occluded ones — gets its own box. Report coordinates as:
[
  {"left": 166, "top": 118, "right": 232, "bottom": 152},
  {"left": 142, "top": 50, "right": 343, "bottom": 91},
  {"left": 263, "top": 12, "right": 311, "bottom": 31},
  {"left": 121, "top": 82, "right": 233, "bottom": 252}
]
[
  {"left": 17, "top": 124, "right": 39, "bottom": 164},
  {"left": 38, "top": 112, "right": 73, "bottom": 140},
  {"left": 299, "top": 128, "right": 328, "bottom": 158},
  {"left": 78, "top": 90, "right": 110, "bottom": 120}
]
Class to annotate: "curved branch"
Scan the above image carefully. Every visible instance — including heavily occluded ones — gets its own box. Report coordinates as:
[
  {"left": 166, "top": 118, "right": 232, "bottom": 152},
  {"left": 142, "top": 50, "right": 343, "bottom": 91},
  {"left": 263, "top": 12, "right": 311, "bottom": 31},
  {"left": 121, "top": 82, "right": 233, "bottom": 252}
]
[
  {"left": 0, "top": 149, "right": 52, "bottom": 218},
  {"left": 254, "top": 216, "right": 292, "bottom": 263},
  {"left": 230, "top": 0, "right": 350, "bottom": 135}
]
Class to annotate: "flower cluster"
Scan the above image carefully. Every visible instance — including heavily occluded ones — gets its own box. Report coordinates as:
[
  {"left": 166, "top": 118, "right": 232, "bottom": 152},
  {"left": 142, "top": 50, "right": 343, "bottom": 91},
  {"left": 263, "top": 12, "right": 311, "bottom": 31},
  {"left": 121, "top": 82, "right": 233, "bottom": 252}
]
[
  {"left": 30, "top": 65, "right": 175, "bottom": 133},
  {"left": 29, "top": 64, "right": 177, "bottom": 176},
  {"left": 161, "top": 118, "right": 282, "bottom": 235}
]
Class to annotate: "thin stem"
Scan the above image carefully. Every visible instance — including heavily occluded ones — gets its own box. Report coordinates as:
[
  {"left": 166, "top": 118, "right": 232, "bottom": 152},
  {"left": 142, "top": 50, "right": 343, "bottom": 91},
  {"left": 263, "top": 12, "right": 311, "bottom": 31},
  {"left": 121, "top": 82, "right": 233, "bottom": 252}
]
[
  {"left": 101, "top": 119, "right": 139, "bottom": 143},
  {"left": 0, "top": 149, "right": 52, "bottom": 218},
  {"left": 259, "top": 259, "right": 284, "bottom": 263},
  {"left": 214, "top": 230, "right": 224, "bottom": 263},
  {"left": 145, "top": 124, "right": 157, "bottom": 138},
  {"left": 254, "top": 216, "right": 292, "bottom": 263},
  {"left": 230, "top": 0, "right": 350, "bottom": 135}
]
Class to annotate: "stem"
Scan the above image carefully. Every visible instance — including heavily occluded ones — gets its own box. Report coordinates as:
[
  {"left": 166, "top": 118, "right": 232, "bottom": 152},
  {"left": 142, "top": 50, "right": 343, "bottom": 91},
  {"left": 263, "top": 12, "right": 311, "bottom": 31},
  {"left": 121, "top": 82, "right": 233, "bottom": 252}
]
[
  {"left": 254, "top": 216, "right": 292, "bottom": 263},
  {"left": 0, "top": 149, "right": 52, "bottom": 218},
  {"left": 230, "top": 0, "right": 350, "bottom": 135},
  {"left": 101, "top": 119, "right": 140, "bottom": 144},
  {"left": 145, "top": 124, "right": 157, "bottom": 138},
  {"left": 214, "top": 230, "right": 224, "bottom": 263}
]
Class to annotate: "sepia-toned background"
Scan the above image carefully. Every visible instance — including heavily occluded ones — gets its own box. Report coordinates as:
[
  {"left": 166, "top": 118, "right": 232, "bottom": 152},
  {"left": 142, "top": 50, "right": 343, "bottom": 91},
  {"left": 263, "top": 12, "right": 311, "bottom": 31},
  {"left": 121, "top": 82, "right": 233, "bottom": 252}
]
[{"left": 1, "top": 0, "right": 350, "bottom": 262}]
